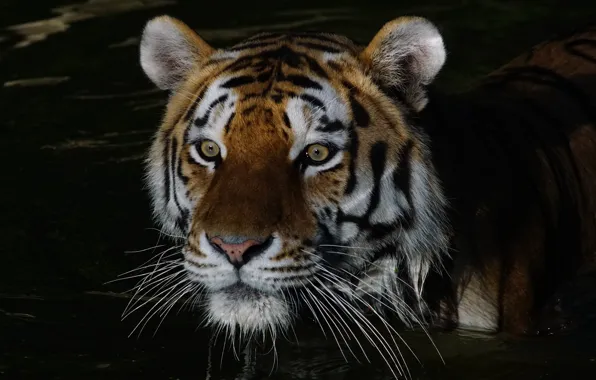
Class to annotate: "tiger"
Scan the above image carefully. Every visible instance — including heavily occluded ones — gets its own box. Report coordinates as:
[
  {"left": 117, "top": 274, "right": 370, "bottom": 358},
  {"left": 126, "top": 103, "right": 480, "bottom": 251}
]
[{"left": 136, "top": 13, "right": 596, "bottom": 372}]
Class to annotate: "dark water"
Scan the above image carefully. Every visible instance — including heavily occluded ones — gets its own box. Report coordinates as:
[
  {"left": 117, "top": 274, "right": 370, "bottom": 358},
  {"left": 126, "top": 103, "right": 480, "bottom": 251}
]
[{"left": 2, "top": 0, "right": 596, "bottom": 378}]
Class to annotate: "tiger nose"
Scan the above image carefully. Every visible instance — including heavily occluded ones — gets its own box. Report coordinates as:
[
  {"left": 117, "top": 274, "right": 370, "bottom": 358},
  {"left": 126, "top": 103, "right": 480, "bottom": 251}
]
[{"left": 208, "top": 235, "right": 272, "bottom": 267}]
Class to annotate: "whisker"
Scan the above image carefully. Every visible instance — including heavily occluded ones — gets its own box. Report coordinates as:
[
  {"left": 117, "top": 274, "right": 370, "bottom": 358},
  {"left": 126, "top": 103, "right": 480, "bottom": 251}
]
[
  {"left": 322, "top": 249, "right": 420, "bottom": 295},
  {"left": 122, "top": 268, "right": 187, "bottom": 319},
  {"left": 316, "top": 263, "right": 422, "bottom": 360},
  {"left": 316, "top": 270, "right": 415, "bottom": 378},
  {"left": 152, "top": 282, "right": 197, "bottom": 336},
  {"left": 145, "top": 227, "right": 186, "bottom": 240},
  {"left": 129, "top": 275, "right": 190, "bottom": 337},
  {"left": 106, "top": 259, "right": 180, "bottom": 284},
  {"left": 124, "top": 244, "right": 168, "bottom": 254},
  {"left": 313, "top": 277, "right": 405, "bottom": 379},
  {"left": 305, "top": 280, "right": 352, "bottom": 363},
  {"left": 325, "top": 262, "right": 443, "bottom": 365},
  {"left": 319, "top": 243, "right": 370, "bottom": 250},
  {"left": 305, "top": 249, "right": 437, "bottom": 378},
  {"left": 306, "top": 279, "right": 365, "bottom": 364}
]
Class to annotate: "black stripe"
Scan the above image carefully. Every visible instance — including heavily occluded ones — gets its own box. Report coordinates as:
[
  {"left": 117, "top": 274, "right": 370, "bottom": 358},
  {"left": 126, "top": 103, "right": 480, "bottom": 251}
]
[
  {"left": 303, "top": 55, "right": 329, "bottom": 79},
  {"left": 337, "top": 211, "right": 395, "bottom": 241},
  {"left": 227, "top": 59, "right": 256, "bottom": 73},
  {"left": 293, "top": 33, "right": 353, "bottom": 48},
  {"left": 317, "top": 120, "right": 345, "bottom": 133},
  {"left": 368, "top": 222, "right": 395, "bottom": 240},
  {"left": 284, "top": 75, "right": 322, "bottom": 90},
  {"left": 224, "top": 112, "right": 235, "bottom": 134},
  {"left": 344, "top": 124, "right": 359, "bottom": 195},
  {"left": 211, "top": 94, "right": 229, "bottom": 108},
  {"left": 228, "top": 41, "right": 279, "bottom": 51},
  {"left": 281, "top": 128, "right": 289, "bottom": 141},
  {"left": 229, "top": 46, "right": 304, "bottom": 68},
  {"left": 393, "top": 140, "right": 414, "bottom": 207},
  {"left": 241, "top": 92, "right": 262, "bottom": 100},
  {"left": 283, "top": 112, "right": 292, "bottom": 129},
  {"left": 176, "top": 208, "right": 189, "bottom": 234},
  {"left": 279, "top": 45, "right": 303, "bottom": 68},
  {"left": 177, "top": 152, "right": 189, "bottom": 185},
  {"left": 163, "top": 135, "right": 171, "bottom": 205},
  {"left": 300, "top": 94, "right": 325, "bottom": 110},
  {"left": 242, "top": 105, "right": 257, "bottom": 116},
  {"left": 256, "top": 70, "right": 274, "bottom": 82},
  {"left": 222, "top": 75, "right": 255, "bottom": 88},
  {"left": 294, "top": 42, "right": 341, "bottom": 54},
  {"left": 222, "top": 46, "right": 328, "bottom": 79},
  {"left": 264, "top": 108, "right": 274, "bottom": 121},
  {"left": 327, "top": 61, "right": 342, "bottom": 72},
  {"left": 183, "top": 86, "right": 207, "bottom": 123},
  {"left": 170, "top": 137, "right": 186, "bottom": 222},
  {"left": 485, "top": 66, "right": 596, "bottom": 123},
  {"left": 364, "top": 142, "right": 388, "bottom": 218},
  {"left": 564, "top": 38, "right": 596, "bottom": 65},
  {"left": 239, "top": 31, "right": 353, "bottom": 50},
  {"left": 350, "top": 94, "right": 370, "bottom": 127},
  {"left": 194, "top": 94, "right": 229, "bottom": 127}
]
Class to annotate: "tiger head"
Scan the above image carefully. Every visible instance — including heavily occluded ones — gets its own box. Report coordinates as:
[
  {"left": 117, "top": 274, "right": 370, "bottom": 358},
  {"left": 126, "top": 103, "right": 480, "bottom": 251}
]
[{"left": 139, "top": 16, "right": 450, "bottom": 337}]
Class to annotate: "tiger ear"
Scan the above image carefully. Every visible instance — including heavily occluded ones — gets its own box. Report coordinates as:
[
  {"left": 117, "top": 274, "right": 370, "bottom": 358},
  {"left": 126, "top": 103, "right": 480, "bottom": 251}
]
[
  {"left": 360, "top": 17, "right": 446, "bottom": 111},
  {"left": 140, "top": 16, "right": 214, "bottom": 91}
]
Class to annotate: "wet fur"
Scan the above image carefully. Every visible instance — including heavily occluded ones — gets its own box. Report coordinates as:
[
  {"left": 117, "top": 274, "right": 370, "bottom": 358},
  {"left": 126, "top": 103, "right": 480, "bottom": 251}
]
[{"left": 422, "top": 25, "right": 596, "bottom": 334}]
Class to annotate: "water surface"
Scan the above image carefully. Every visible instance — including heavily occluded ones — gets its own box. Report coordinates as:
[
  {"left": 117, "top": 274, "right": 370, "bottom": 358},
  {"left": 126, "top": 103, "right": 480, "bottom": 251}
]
[{"left": 1, "top": 0, "right": 596, "bottom": 378}]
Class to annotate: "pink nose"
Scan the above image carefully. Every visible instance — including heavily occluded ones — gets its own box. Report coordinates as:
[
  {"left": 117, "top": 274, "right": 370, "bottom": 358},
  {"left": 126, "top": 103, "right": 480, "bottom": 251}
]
[{"left": 209, "top": 236, "right": 262, "bottom": 264}]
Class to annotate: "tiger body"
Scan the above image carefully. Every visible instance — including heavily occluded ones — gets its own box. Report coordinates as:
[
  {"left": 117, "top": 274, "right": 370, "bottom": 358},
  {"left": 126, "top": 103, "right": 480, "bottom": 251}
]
[
  {"left": 422, "top": 29, "right": 596, "bottom": 333},
  {"left": 138, "top": 14, "right": 596, "bottom": 356}
]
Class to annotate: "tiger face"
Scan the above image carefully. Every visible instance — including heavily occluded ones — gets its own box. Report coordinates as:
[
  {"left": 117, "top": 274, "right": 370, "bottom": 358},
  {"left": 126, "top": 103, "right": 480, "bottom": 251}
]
[{"left": 140, "top": 16, "right": 450, "bottom": 337}]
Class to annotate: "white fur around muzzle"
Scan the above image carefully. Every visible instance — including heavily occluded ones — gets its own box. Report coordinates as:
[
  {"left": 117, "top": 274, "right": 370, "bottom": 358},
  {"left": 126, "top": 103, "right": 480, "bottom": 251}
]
[{"left": 206, "top": 288, "right": 292, "bottom": 335}]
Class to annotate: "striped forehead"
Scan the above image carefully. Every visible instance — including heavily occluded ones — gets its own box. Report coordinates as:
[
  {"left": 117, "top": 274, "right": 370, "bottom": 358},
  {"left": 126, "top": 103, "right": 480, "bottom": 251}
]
[
  {"left": 186, "top": 75, "right": 351, "bottom": 156},
  {"left": 185, "top": 36, "right": 357, "bottom": 155}
]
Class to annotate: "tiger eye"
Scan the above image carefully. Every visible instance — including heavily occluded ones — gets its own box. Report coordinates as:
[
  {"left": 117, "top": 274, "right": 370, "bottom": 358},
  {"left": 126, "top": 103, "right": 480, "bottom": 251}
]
[
  {"left": 306, "top": 144, "right": 329, "bottom": 162},
  {"left": 200, "top": 140, "right": 220, "bottom": 158}
]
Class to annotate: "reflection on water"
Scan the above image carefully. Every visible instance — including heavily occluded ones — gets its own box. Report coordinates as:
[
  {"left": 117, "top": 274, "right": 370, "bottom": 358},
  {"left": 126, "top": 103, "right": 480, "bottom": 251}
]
[
  {"left": 5, "top": 0, "right": 176, "bottom": 48},
  {"left": 3, "top": 76, "right": 70, "bottom": 87},
  {"left": 1, "top": 0, "right": 596, "bottom": 379}
]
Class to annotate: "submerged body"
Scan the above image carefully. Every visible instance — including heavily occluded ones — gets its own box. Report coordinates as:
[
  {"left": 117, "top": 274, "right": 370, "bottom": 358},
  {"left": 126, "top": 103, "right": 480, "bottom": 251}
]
[
  {"left": 136, "top": 15, "right": 596, "bottom": 373},
  {"left": 421, "top": 28, "right": 596, "bottom": 333}
]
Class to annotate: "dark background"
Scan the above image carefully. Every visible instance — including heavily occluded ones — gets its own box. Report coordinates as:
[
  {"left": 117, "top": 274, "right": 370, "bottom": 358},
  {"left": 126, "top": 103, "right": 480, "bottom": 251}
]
[{"left": 1, "top": 1, "right": 596, "bottom": 379}]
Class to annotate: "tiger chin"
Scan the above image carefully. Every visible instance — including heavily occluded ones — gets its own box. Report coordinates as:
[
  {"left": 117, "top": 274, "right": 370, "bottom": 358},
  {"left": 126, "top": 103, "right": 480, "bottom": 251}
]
[{"left": 137, "top": 13, "right": 596, "bottom": 356}]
